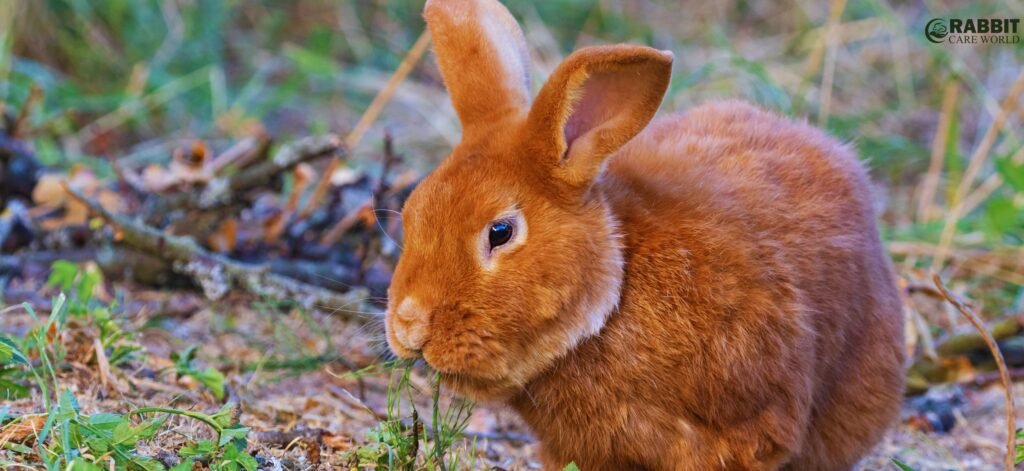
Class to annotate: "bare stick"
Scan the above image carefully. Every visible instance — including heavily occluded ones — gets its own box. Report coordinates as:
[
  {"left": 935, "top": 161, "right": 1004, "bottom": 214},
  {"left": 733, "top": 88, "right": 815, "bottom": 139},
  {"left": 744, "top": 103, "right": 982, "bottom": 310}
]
[
  {"left": 157, "top": 134, "right": 340, "bottom": 211},
  {"left": 64, "top": 186, "right": 372, "bottom": 320},
  {"left": 933, "top": 274, "right": 1016, "bottom": 471},
  {"left": 300, "top": 30, "right": 431, "bottom": 219}
]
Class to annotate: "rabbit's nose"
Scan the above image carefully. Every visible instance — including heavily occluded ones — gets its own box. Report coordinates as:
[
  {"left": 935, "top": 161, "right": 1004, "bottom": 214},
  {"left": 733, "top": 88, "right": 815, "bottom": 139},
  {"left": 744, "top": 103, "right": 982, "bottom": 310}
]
[{"left": 393, "top": 297, "right": 431, "bottom": 353}]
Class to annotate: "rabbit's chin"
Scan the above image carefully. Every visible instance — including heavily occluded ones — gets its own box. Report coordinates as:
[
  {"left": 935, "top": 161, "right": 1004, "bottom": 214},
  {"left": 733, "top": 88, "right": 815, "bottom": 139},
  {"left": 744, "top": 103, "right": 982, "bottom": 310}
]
[{"left": 437, "top": 370, "right": 521, "bottom": 402}]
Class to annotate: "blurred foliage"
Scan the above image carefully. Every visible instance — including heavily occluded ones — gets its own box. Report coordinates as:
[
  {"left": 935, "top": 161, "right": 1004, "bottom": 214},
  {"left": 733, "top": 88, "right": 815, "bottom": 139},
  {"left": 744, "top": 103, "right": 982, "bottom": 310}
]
[{"left": 1, "top": 0, "right": 1022, "bottom": 306}]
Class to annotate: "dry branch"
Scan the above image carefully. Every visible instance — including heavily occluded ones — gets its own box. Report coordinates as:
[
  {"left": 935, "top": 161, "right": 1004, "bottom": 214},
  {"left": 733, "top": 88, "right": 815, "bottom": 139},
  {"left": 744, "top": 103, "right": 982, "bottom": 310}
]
[
  {"left": 933, "top": 275, "right": 1016, "bottom": 471},
  {"left": 158, "top": 134, "right": 341, "bottom": 211},
  {"left": 64, "top": 186, "right": 373, "bottom": 320}
]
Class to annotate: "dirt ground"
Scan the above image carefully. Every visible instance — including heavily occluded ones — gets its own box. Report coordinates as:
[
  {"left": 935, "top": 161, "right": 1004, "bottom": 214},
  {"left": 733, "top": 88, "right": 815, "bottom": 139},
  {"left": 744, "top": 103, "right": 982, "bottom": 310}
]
[{"left": 2, "top": 276, "right": 1017, "bottom": 470}]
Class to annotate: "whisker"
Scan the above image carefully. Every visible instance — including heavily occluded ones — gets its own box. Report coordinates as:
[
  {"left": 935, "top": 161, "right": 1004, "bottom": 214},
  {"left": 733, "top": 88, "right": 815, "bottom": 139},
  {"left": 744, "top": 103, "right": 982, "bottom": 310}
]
[{"left": 373, "top": 208, "right": 403, "bottom": 250}]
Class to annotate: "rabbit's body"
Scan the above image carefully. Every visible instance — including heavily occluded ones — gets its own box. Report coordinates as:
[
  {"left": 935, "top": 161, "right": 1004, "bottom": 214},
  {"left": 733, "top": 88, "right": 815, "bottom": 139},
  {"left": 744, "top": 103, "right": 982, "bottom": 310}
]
[
  {"left": 509, "top": 103, "right": 905, "bottom": 470},
  {"left": 385, "top": 1, "right": 904, "bottom": 469}
]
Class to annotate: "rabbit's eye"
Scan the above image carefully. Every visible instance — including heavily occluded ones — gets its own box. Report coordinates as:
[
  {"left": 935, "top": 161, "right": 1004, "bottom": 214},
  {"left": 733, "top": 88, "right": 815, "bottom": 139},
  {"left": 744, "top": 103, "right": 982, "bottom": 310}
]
[{"left": 488, "top": 221, "right": 514, "bottom": 249}]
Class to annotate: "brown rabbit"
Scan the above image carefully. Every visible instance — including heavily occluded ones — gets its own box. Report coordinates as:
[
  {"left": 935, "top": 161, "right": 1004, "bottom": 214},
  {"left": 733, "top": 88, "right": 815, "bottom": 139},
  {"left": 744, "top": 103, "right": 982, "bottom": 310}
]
[{"left": 384, "top": 0, "right": 905, "bottom": 469}]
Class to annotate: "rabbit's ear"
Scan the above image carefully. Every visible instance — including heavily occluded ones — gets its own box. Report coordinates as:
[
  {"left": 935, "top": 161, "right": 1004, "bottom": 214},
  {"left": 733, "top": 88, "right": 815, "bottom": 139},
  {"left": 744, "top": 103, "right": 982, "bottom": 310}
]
[
  {"left": 424, "top": 0, "right": 531, "bottom": 136},
  {"left": 528, "top": 45, "right": 672, "bottom": 188}
]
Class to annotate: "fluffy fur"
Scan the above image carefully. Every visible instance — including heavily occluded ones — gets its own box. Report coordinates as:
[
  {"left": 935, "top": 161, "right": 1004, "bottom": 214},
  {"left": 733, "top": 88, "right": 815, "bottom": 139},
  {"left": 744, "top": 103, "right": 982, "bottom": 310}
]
[{"left": 384, "top": 0, "right": 905, "bottom": 469}]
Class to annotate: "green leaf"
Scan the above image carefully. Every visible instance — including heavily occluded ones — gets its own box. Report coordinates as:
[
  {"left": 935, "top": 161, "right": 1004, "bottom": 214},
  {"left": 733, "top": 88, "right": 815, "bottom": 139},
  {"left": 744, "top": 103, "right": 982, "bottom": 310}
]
[
  {"left": 76, "top": 264, "right": 103, "bottom": 301},
  {"left": 891, "top": 458, "right": 915, "bottom": 470},
  {"left": 211, "top": 403, "right": 239, "bottom": 428},
  {"left": 47, "top": 260, "right": 80, "bottom": 291},
  {"left": 220, "top": 443, "right": 257, "bottom": 471},
  {"left": 0, "top": 339, "right": 12, "bottom": 364},
  {"left": 996, "top": 154, "right": 1024, "bottom": 193},
  {"left": 234, "top": 451, "right": 258, "bottom": 471},
  {"left": 88, "top": 412, "right": 125, "bottom": 430},
  {"left": 3, "top": 441, "right": 33, "bottom": 454},
  {"left": 171, "top": 345, "right": 199, "bottom": 368},
  {"left": 218, "top": 426, "right": 250, "bottom": 448},
  {"left": 112, "top": 419, "right": 135, "bottom": 443},
  {"left": 179, "top": 439, "right": 215, "bottom": 459},
  {"left": 67, "top": 458, "right": 104, "bottom": 471},
  {"left": 562, "top": 463, "right": 581, "bottom": 471},
  {"left": 982, "top": 196, "right": 1021, "bottom": 238},
  {"left": 54, "top": 390, "right": 80, "bottom": 421},
  {"left": 170, "top": 458, "right": 196, "bottom": 471},
  {"left": 195, "top": 367, "right": 226, "bottom": 401},
  {"left": 85, "top": 435, "right": 110, "bottom": 454},
  {"left": 0, "top": 335, "right": 28, "bottom": 365},
  {"left": 0, "top": 379, "right": 29, "bottom": 400},
  {"left": 130, "top": 455, "right": 165, "bottom": 471},
  {"left": 283, "top": 44, "right": 339, "bottom": 76}
]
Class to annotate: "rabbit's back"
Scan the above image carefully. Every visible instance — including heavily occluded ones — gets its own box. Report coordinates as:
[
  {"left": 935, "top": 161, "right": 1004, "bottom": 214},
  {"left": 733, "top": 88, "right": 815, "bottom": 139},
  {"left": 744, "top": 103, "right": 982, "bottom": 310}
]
[{"left": 586, "top": 100, "right": 905, "bottom": 469}]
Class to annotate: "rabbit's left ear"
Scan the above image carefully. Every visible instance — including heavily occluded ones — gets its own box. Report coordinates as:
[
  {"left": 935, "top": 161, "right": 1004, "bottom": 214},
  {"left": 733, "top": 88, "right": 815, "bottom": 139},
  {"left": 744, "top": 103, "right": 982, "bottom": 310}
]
[{"left": 527, "top": 45, "right": 672, "bottom": 189}]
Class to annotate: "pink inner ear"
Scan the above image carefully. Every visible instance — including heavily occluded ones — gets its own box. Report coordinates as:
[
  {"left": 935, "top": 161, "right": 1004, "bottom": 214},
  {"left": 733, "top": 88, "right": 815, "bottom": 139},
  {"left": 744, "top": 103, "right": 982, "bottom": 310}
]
[{"left": 563, "top": 69, "right": 636, "bottom": 149}]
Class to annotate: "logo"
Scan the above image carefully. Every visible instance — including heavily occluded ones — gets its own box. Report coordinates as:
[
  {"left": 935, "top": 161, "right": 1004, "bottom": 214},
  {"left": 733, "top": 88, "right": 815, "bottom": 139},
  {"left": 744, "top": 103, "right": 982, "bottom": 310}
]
[
  {"left": 925, "top": 19, "right": 948, "bottom": 43},
  {"left": 924, "top": 17, "right": 1021, "bottom": 45}
]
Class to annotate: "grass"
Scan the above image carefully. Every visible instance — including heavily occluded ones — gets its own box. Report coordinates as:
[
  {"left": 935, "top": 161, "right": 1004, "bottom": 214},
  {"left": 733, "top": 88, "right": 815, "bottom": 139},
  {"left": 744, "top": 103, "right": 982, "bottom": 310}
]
[
  {"left": 1, "top": 261, "right": 479, "bottom": 470},
  {"left": 2, "top": 0, "right": 1024, "bottom": 468}
]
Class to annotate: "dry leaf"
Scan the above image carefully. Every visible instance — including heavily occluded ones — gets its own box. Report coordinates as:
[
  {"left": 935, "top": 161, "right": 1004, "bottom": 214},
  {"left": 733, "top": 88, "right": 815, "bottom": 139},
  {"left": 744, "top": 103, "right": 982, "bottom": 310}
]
[
  {"left": 32, "top": 173, "right": 66, "bottom": 208},
  {"left": 207, "top": 218, "right": 238, "bottom": 253},
  {"left": 322, "top": 432, "right": 352, "bottom": 451},
  {"left": 330, "top": 167, "right": 362, "bottom": 187},
  {"left": 0, "top": 415, "right": 47, "bottom": 445}
]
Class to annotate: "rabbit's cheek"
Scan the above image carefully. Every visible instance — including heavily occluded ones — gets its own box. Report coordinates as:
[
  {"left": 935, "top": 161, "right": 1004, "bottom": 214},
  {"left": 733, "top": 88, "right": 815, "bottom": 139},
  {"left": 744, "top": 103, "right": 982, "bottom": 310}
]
[{"left": 422, "top": 323, "right": 511, "bottom": 382}]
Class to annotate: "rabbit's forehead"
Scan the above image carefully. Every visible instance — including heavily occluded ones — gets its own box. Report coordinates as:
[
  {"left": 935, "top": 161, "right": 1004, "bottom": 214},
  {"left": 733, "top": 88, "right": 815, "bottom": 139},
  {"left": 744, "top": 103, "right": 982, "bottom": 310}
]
[{"left": 404, "top": 162, "right": 519, "bottom": 233}]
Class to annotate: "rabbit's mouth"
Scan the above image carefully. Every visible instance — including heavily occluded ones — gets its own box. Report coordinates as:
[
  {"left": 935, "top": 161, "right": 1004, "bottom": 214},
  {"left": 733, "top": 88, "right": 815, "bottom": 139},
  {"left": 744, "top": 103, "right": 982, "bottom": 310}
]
[{"left": 421, "top": 352, "right": 517, "bottom": 400}]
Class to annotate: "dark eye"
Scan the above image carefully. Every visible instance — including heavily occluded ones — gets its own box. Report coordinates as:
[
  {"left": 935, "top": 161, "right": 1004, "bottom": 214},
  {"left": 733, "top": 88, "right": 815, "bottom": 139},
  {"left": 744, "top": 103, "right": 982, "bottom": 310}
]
[{"left": 488, "top": 221, "right": 513, "bottom": 249}]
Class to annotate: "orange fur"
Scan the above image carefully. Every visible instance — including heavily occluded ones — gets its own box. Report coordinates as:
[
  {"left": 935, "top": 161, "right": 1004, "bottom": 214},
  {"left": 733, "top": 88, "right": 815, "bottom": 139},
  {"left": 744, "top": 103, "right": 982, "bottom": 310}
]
[{"left": 385, "top": 1, "right": 905, "bottom": 469}]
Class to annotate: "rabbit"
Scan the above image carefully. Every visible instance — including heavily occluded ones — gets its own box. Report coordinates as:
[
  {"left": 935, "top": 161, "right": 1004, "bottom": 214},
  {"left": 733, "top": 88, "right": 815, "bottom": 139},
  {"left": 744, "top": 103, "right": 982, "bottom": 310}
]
[{"left": 384, "top": 0, "right": 906, "bottom": 469}]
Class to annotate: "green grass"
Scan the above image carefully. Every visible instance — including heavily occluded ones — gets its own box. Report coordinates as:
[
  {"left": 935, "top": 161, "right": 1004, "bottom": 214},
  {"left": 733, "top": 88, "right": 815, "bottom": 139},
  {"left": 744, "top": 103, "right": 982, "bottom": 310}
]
[
  {"left": 337, "top": 361, "right": 476, "bottom": 470},
  {"left": 1, "top": 262, "right": 482, "bottom": 467},
  {"left": 3, "top": 0, "right": 1024, "bottom": 469},
  {"left": 1, "top": 261, "right": 481, "bottom": 470}
]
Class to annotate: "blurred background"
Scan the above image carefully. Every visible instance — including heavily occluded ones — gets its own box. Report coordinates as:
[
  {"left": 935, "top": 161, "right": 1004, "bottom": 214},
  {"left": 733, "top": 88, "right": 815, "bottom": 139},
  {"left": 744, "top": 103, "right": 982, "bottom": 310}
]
[{"left": 1, "top": 1, "right": 1023, "bottom": 469}]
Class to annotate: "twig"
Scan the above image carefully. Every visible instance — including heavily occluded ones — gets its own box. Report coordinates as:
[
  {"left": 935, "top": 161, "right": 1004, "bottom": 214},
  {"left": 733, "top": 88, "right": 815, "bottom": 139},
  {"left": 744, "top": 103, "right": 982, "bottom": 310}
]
[
  {"left": 251, "top": 428, "right": 323, "bottom": 446},
  {"left": 300, "top": 30, "right": 431, "bottom": 219},
  {"left": 11, "top": 84, "right": 42, "bottom": 139},
  {"left": 933, "top": 274, "right": 1016, "bottom": 471},
  {"left": 64, "top": 186, "right": 373, "bottom": 319},
  {"left": 156, "top": 134, "right": 341, "bottom": 211},
  {"left": 208, "top": 131, "right": 272, "bottom": 175},
  {"left": 967, "top": 367, "right": 1024, "bottom": 389},
  {"left": 319, "top": 200, "right": 374, "bottom": 247}
]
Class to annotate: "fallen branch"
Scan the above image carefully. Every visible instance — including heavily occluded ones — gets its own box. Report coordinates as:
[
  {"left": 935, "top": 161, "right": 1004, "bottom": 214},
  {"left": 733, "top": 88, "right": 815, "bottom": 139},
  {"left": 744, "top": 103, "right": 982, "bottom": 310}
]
[
  {"left": 935, "top": 316, "right": 1022, "bottom": 357},
  {"left": 157, "top": 134, "right": 342, "bottom": 211},
  {"left": 933, "top": 274, "right": 1016, "bottom": 471},
  {"left": 65, "top": 186, "right": 373, "bottom": 319}
]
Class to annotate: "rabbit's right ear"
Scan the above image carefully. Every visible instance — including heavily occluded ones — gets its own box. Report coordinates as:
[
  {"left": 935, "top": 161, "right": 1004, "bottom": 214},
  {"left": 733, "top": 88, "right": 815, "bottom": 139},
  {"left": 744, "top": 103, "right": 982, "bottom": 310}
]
[{"left": 424, "top": 0, "right": 531, "bottom": 137}]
